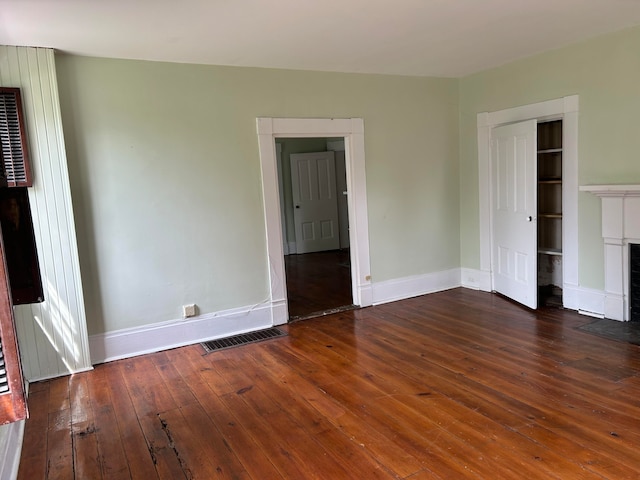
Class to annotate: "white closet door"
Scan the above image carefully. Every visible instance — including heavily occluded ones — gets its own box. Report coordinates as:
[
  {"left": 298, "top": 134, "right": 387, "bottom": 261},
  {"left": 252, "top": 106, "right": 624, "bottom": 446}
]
[{"left": 492, "top": 120, "right": 538, "bottom": 309}]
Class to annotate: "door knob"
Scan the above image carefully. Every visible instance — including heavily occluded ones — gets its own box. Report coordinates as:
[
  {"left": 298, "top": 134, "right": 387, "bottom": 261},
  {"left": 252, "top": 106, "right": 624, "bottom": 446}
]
[
  {"left": 527, "top": 216, "right": 533, "bottom": 222},
  {"left": 295, "top": 205, "right": 300, "bottom": 209}
]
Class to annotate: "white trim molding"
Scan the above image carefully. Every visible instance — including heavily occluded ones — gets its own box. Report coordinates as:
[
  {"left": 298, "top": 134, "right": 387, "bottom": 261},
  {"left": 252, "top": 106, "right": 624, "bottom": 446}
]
[
  {"left": 372, "top": 269, "right": 461, "bottom": 305},
  {"left": 461, "top": 268, "right": 492, "bottom": 291},
  {"left": 89, "top": 303, "right": 272, "bottom": 364},
  {"left": 580, "top": 185, "right": 640, "bottom": 320},
  {"left": 477, "top": 95, "right": 579, "bottom": 310},
  {"left": 566, "top": 285, "right": 606, "bottom": 319},
  {"left": 256, "top": 117, "right": 372, "bottom": 325}
]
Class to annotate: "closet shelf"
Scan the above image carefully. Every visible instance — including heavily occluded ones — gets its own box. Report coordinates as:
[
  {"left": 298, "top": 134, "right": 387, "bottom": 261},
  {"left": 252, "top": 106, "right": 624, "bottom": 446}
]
[
  {"left": 538, "top": 247, "right": 562, "bottom": 256},
  {"left": 539, "top": 213, "right": 562, "bottom": 219},
  {"left": 538, "top": 148, "right": 563, "bottom": 154}
]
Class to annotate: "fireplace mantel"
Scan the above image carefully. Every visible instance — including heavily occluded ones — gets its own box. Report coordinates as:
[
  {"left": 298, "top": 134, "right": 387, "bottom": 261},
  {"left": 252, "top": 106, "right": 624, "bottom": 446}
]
[
  {"left": 581, "top": 184, "right": 640, "bottom": 321},
  {"left": 580, "top": 184, "right": 640, "bottom": 197}
]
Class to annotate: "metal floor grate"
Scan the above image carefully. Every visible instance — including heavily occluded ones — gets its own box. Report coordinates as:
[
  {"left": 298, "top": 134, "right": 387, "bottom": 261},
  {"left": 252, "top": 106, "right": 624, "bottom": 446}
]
[{"left": 201, "top": 327, "right": 287, "bottom": 353}]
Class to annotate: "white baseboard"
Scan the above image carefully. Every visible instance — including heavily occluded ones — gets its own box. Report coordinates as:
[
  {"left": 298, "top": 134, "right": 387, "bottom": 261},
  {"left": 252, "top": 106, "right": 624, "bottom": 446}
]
[
  {"left": 567, "top": 285, "right": 606, "bottom": 319},
  {"left": 359, "top": 283, "right": 374, "bottom": 307},
  {"left": 0, "top": 420, "right": 25, "bottom": 480},
  {"left": 271, "top": 298, "right": 288, "bottom": 326},
  {"left": 89, "top": 303, "right": 272, "bottom": 364},
  {"left": 461, "top": 268, "right": 492, "bottom": 291},
  {"left": 87, "top": 272, "right": 616, "bottom": 365},
  {"left": 460, "top": 271, "right": 610, "bottom": 320},
  {"left": 27, "top": 366, "right": 94, "bottom": 384},
  {"left": 561, "top": 283, "right": 580, "bottom": 311},
  {"left": 604, "top": 293, "right": 625, "bottom": 321},
  {"left": 372, "top": 268, "right": 461, "bottom": 305}
]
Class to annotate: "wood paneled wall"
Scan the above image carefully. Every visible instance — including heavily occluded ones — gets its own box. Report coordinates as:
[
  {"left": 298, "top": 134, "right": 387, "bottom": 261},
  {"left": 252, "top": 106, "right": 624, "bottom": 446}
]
[{"left": 0, "top": 46, "right": 91, "bottom": 380}]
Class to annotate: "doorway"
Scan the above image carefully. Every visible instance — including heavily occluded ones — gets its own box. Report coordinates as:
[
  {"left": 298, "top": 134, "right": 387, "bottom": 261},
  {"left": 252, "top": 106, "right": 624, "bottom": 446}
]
[
  {"left": 478, "top": 96, "right": 579, "bottom": 311},
  {"left": 256, "top": 117, "right": 373, "bottom": 326},
  {"left": 276, "top": 138, "right": 353, "bottom": 320}
]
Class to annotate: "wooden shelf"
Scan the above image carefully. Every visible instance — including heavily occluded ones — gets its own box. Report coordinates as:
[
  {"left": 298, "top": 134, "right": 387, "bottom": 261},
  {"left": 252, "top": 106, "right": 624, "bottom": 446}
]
[
  {"left": 538, "top": 148, "right": 562, "bottom": 154},
  {"left": 538, "top": 247, "right": 562, "bottom": 256},
  {"left": 537, "top": 120, "right": 563, "bottom": 301}
]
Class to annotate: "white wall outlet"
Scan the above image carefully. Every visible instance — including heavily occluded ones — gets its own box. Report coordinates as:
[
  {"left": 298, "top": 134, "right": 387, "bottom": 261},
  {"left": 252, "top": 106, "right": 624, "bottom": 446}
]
[{"left": 183, "top": 304, "right": 197, "bottom": 318}]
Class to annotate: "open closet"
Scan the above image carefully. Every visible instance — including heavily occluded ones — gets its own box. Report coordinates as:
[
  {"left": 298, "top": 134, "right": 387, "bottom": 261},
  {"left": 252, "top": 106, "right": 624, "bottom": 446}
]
[{"left": 537, "top": 120, "right": 563, "bottom": 307}]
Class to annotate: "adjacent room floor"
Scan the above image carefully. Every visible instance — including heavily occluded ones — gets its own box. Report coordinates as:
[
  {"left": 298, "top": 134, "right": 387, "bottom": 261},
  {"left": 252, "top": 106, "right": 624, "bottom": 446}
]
[
  {"left": 284, "top": 249, "right": 353, "bottom": 320},
  {"left": 18, "top": 288, "right": 640, "bottom": 479}
]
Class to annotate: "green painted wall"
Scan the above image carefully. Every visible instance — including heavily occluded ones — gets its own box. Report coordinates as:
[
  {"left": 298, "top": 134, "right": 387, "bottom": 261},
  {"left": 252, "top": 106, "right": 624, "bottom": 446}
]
[
  {"left": 56, "top": 55, "right": 459, "bottom": 335},
  {"left": 459, "top": 25, "right": 640, "bottom": 289}
]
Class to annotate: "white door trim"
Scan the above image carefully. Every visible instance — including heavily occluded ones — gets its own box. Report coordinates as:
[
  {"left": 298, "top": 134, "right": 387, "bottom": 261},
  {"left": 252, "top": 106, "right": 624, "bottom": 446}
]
[
  {"left": 275, "top": 143, "right": 289, "bottom": 255},
  {"left": 477, "top": 96, "right": 579, "bottom": 310},
  {"left": 257, "top": 118, "right": 372, "bottom": 325}
]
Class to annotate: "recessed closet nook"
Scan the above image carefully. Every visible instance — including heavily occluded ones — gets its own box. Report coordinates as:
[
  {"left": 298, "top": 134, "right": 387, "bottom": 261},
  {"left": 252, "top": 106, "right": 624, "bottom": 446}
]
[{"left": 537, "top": 120, "right": 563, "bottom": 307}]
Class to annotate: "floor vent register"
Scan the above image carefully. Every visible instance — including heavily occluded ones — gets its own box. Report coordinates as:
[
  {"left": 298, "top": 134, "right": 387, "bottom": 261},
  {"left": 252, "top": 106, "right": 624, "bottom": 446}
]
[{"left": 201, "top": 327, "right": 287, "bottom": 353}]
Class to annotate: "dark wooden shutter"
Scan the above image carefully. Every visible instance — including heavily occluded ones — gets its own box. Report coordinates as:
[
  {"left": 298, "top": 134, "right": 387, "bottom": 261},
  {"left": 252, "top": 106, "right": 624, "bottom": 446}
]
[
  {"left": 0, "top": 229, "right": 27, "bottom": 424},
  {"left": 0, "top": 88, "right": 33, "bottom": 187}
]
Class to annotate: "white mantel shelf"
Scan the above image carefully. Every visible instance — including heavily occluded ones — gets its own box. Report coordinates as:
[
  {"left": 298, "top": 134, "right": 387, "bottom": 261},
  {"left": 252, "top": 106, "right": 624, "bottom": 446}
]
[{"left": 580, "top": 184, "right": 640, "bottom": 197}]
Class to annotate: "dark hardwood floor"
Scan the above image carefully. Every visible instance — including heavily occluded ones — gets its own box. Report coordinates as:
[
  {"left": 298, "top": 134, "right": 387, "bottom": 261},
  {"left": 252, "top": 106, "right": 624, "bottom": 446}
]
[
  {"left": 18, "top": 288, "right": 640, "bottom": 479},
  {"left": 285, "top": 249, "right": 352, "bottom": 319}
]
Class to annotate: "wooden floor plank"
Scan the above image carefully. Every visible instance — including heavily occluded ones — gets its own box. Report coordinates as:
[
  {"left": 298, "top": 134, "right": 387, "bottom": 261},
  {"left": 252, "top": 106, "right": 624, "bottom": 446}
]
[
  {"left": 69, "top": 373, "right": 102, "bottom": 480},
  {"left": 165, "top": 347, "right": 286, "bottom": 480},
  {"left": 99, "top": 363, "right": 162, "bottom": 479},
  {"left": 158, "top": 403, "right": 251, "bottom": 479},
  {"left": 85, "top": 365, "right": 131, "bottom": 479},
  {"left": 149, "top": 351, "right": 199, "bottom": 409},
  {"left": 226, "top": 349, "right": 397, "bottom": 479},
  {"left": 119, "top": 356, "right": 178, "bottom": 417},
  {"left": 334, "top": 308, "right": 640, "bottom": 478},
  {"left": 292, "top": 318, "right": 586, "bottom": 478},
  {"left": 244, "top": 346, "right": 418, "bottom": 478},
  {"left": 45, "top": 407, "right": 73, "bottom": 479},
  {"left": 47, "top": 376, "right": 69, "bottom": 413},
  {"left": 17, "top": 384, "right": 50, "bottom": 480},
  {"left": 18, "top": 288, "right": 640, "bottom": 479}
]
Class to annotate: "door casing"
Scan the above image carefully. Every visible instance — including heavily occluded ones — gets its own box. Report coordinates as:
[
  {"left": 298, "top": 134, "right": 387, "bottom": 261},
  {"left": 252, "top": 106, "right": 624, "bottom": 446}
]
[
  {"left": 477, "top": 96, "right": 579, "bottom": 310},
  {"left": 257, "top": 118, "right": 372, "bottom": 325}
]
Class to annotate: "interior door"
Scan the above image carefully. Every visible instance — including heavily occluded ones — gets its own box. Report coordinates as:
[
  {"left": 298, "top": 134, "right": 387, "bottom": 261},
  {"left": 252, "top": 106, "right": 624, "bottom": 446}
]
[
  {"left": 290, "top": 151, "right": 340, "bottom": 254},
  {"left": 491, "top": 119, "right": 538, "bottom": 309}
]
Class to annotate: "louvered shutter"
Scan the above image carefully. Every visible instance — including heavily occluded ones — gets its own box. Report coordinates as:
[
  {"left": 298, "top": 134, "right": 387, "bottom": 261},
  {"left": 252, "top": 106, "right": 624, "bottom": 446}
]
[
  {"left": 0, "top": 88, "right": 32, "bottom": 187},
  {"left": 0, "top": 338, "right": 7, "bottom": 394}
]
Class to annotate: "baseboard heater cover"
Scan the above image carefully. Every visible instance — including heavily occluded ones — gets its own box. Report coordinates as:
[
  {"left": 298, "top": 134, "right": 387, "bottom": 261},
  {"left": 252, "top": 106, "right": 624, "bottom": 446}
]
[{"left": 201, "top": 327, "right": 287, "bottom": 353}]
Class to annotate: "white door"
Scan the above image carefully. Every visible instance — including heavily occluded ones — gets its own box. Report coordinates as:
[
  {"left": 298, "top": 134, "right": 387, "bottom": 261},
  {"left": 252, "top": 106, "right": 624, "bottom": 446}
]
[
  {"left": 491, "top": 120, "right": 538, "bottom": 309},
  {"left": 291, "top": 151, "right": 340, "bottom": 254}
]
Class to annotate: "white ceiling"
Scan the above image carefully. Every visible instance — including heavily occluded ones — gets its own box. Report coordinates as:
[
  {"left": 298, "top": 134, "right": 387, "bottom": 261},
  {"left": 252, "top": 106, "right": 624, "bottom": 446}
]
[{"left": 2, "top": 0, "right": 640, "bottom": 77}]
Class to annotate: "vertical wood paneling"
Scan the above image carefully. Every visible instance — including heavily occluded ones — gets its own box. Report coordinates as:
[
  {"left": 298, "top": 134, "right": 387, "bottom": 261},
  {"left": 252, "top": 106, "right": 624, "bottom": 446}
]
[{"left": 0, "top": 46, "right": 91, "bottom": 380}]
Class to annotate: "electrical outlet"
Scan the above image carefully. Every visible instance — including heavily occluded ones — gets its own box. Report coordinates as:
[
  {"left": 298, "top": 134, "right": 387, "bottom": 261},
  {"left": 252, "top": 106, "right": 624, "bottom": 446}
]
[{"left": 183, "top": 304, "right": 197, "bottom": 318}]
